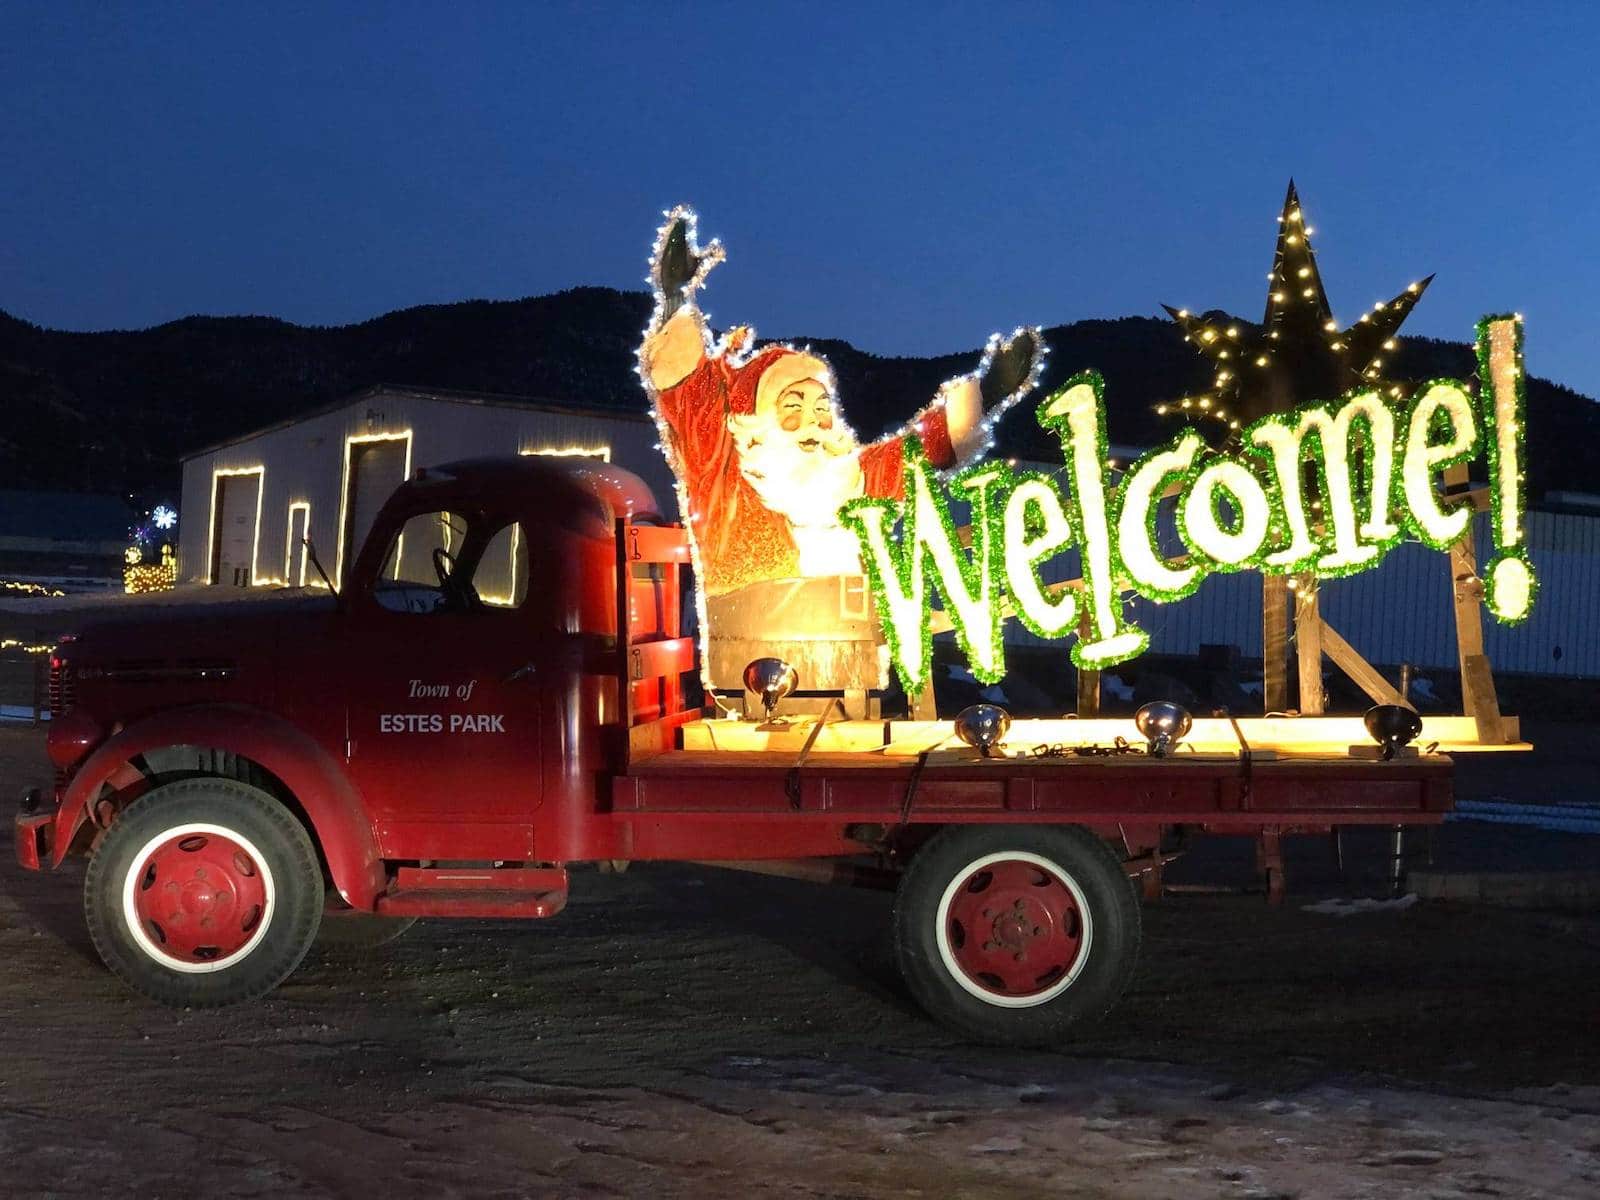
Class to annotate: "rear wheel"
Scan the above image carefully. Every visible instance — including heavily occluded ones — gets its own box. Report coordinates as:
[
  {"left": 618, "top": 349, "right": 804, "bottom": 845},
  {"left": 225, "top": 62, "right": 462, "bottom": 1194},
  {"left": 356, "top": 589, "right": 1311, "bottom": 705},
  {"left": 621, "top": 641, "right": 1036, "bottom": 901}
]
[
  {"left": 84, "top": 778, "right": 323, "bottom": 1007},
  {"left": 893, "top": 825, "right": 1140, "bottom": 1045}
]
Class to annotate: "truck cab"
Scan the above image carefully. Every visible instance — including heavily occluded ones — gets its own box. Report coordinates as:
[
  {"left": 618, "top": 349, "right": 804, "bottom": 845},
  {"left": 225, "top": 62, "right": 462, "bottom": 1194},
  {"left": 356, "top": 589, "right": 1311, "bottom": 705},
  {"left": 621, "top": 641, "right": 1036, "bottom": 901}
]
[{"left": 17, "top": 456, "right": 695, "bottom": 1006}]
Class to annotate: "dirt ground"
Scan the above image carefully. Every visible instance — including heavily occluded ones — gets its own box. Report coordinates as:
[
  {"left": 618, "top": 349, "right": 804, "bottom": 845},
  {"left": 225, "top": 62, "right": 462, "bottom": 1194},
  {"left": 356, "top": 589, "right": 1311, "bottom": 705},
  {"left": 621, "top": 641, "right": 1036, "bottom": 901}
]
[{"left": 1, "top": 724, "right": 1597, "bottom": 1198}]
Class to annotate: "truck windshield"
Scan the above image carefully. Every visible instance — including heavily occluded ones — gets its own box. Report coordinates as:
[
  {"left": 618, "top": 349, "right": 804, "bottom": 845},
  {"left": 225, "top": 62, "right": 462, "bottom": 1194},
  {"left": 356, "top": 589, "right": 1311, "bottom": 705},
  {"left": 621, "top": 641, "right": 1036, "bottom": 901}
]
[{"left": 374, "top": 511, "right": 528, "bottom": 614}]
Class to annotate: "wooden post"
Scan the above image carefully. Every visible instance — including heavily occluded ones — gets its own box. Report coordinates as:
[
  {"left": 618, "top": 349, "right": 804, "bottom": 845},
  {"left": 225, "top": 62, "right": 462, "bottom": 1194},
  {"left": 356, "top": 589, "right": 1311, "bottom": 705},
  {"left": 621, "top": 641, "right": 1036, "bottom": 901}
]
[
  {"left": 1460, "top": 653, "right": 1502, "bottom": 743},
  {"left": 1256, "top": 828, "right": 1286, "bottom": 906},
  {"left": 1442, "top": 462, "right": 1505, "bottom": 742},
  {"left": 1076, "top": 610, "right": 1101, "bottom": 717},
  {"left": 1293, "top": 575, "right": 1325, "bottom": 715},
  {"left": 1262, "top": 575, "right": 1290, "bottom": 712}
]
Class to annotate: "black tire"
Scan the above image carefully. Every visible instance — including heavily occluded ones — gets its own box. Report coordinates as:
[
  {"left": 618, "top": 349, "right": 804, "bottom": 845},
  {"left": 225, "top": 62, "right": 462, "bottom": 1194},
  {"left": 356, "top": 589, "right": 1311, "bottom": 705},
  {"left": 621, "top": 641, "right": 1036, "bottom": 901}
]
[
  {"left": 315, "top": 906, "right": 416, "bottom": 952},
  {"left": 83, "top": 778, "right": 324, "bottom": 1007},
  {"left": 893, "top": 825, "right": 1141, "bottom": 1046}
]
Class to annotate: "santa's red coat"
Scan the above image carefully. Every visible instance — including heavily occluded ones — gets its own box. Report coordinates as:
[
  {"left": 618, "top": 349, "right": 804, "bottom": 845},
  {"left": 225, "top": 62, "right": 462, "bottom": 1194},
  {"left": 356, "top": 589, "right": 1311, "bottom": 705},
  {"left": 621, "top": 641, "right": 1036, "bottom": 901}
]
[{"left": 656, "top": 353, "right": 956, "bottom": 597}]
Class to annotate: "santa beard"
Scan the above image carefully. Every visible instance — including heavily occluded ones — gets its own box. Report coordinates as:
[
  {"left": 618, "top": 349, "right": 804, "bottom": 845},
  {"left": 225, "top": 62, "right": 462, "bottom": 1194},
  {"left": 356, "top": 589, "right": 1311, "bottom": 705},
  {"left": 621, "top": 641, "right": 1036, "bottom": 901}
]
[{"left": 729, "top": 413, "right": 867, "bottom": 577}]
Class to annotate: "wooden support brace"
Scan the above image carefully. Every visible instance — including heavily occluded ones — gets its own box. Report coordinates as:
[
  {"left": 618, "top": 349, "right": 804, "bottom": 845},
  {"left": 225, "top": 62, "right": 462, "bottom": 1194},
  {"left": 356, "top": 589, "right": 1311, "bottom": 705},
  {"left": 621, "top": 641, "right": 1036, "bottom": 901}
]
[
  {"left": 1441, "top": 461, "right": 1507, "bottom": 743},
  {"left": 1262, "top": 575, "right": 1290, "bottom": 712},
  {"left": 1461, "top": 653, "right": 1504, "bottom": 744},
  {"left": 1076, "top": 609, "right": 1101, "bottom": 717},
  {"left": 1293, "top": 575, "right": 1325, "bottom": 715},
  {"left": 1319, "top": 619, "right": 1408, "bottom": 708}
]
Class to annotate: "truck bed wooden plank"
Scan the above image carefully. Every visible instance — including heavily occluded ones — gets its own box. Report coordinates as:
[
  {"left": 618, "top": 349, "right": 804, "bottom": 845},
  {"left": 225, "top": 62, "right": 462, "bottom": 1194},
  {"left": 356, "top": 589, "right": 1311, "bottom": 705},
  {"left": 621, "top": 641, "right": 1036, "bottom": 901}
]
[{"left": 618, "top": 750, "right": 1453, "bottom": 828}]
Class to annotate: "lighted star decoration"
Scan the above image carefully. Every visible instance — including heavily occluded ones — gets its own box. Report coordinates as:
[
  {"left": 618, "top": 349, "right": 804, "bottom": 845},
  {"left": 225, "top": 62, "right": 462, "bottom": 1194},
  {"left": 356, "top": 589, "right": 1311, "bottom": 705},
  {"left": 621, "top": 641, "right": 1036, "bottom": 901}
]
[
  {"left": 151, "top": 504, "right": 177, "bottom": 531},
  {"left": 1158, "top": 181, "right": 1433, "bottom": 440}
]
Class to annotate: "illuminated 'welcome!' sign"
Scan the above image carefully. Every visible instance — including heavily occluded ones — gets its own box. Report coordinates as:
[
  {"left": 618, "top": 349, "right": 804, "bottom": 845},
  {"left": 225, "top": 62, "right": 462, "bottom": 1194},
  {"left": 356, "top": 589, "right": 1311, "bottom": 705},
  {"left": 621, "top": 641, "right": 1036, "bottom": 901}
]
[{"left": 840, "top": 316, "right": 1535, "bottom": 691}]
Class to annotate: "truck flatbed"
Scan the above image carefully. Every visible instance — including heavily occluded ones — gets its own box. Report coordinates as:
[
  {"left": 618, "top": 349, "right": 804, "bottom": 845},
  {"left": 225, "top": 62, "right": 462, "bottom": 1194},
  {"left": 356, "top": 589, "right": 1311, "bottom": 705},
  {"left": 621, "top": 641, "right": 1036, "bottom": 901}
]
[{"left": 602, "top": 716, "right": 1466, "bottom": 870}]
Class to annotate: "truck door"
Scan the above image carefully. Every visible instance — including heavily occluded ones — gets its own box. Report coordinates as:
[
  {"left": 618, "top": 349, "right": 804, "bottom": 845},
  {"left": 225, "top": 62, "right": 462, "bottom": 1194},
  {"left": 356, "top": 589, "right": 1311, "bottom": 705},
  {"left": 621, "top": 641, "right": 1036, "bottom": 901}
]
[{"left": 342, "top": 508, "right": 547, "bottom": 860}]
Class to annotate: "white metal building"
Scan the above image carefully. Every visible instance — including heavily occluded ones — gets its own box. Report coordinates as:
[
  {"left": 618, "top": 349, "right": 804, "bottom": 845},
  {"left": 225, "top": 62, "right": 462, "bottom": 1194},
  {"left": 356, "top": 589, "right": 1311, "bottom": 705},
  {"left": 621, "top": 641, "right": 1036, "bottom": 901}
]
[
  {"left": 177, "top": 385, "right": 675, "bottom": 591},
  {"left": 1133, "top": 509, "right": 1600, "bottom": 678}
]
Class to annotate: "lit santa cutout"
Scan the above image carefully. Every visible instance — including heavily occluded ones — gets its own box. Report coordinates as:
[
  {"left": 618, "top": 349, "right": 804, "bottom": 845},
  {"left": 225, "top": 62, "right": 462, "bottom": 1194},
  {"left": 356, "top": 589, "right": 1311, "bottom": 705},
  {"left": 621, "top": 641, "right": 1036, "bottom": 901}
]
[{"left": 638, "top": 207, "right": 1045, "bottom": 709}]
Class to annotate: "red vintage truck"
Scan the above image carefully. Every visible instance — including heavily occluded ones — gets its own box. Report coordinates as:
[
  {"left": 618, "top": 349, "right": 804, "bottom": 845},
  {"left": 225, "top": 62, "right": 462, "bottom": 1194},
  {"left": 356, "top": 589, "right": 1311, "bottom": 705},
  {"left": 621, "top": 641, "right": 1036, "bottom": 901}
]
[{"left": 14, "top": 456, "right": 1468, "bottom": 1045}]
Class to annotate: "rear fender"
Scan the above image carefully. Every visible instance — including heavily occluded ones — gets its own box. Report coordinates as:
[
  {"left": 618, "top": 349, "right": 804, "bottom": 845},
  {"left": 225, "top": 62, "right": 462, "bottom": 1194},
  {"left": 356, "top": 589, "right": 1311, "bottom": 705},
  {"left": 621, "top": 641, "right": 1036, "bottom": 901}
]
[{"left": 53, "top": 704, "right": 386, "bottom": 909}]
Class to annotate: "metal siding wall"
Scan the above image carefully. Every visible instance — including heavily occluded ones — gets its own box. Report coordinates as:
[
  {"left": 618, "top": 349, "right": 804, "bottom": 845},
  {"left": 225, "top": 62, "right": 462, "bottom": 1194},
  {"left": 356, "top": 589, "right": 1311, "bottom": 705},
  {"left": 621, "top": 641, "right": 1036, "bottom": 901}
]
[
  {"left": 176, "top": 456, "right": 211, "bottom": 581},
  {"left": 1482, "top": 510, "right": 1600, "bottom": 677},
  {"left": 182, "top": 401, "right": 387, "bottom": 587},
  {"left": 1318, "top": 542, "right": 1455, "bottom": 671},
  {"left": 1000, "top": 506, "right": 1600, "bottom": 679}
]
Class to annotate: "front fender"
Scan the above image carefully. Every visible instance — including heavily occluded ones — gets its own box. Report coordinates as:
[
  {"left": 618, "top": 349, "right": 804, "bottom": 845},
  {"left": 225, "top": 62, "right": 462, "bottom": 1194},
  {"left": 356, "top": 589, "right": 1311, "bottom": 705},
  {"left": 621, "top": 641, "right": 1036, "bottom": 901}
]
[{"left": 52, "top": 704, "right": 386, "bottom": 909}]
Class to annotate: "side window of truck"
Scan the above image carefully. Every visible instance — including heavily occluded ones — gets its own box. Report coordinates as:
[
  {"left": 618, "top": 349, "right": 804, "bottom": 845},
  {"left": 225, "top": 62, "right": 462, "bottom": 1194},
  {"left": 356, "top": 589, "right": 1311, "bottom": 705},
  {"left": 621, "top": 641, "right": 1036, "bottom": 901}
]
[
  {"left": 475, "top": 522, "right": 529, "bottom": 609},
  {"left": 374, "top": 512, "right": 528, "bottom": 614},
  {"left": 375, "top": 510, "right": 465, "bottom": 614}
]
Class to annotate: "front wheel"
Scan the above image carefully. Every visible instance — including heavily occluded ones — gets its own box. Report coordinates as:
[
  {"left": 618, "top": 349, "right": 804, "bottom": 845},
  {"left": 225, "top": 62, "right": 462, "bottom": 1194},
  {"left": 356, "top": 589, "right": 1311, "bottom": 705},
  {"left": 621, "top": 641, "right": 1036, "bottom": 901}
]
[
  {"left": 893, "top": 825, "right": 1141, "bottom": 1046},
  {"left": 84, "top": 778, "right": 324, "bottom": 1007}
]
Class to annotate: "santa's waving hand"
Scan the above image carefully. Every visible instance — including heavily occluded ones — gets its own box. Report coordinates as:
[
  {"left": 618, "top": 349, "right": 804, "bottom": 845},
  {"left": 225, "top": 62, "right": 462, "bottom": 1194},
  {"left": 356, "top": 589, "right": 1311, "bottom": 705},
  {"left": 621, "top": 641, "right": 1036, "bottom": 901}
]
[{"left": 638, "top": 206, "right": 1047, "bottom": 596}]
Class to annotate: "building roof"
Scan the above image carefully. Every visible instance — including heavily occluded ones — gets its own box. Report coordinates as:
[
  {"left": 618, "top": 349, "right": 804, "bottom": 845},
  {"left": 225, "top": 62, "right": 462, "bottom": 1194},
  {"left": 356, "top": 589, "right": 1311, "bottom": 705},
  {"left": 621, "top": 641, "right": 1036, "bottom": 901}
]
[
  {"left": 180, "top": 383, "right": 653, "bottom": 461},
  {"left": 0, "top": 489, "right": 132, "bottom": 542}
]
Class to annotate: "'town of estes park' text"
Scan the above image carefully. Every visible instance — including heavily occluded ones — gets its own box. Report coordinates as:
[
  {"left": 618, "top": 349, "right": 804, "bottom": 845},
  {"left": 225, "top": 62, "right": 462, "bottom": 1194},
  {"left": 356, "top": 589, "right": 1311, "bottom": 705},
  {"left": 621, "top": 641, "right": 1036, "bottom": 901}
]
[{"left": 380, "top": 713, "right": 506, "bottom": 733}]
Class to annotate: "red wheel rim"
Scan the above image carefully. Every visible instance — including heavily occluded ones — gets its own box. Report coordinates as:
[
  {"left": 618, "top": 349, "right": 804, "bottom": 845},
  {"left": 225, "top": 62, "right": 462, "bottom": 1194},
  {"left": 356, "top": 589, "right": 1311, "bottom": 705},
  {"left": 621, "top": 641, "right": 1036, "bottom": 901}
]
[
  {"left": 943, "top": 856, "right": 1086, "bottom": 1001},
  {"left": 128, "top": 830, "right": 269, "bottom": 966}
]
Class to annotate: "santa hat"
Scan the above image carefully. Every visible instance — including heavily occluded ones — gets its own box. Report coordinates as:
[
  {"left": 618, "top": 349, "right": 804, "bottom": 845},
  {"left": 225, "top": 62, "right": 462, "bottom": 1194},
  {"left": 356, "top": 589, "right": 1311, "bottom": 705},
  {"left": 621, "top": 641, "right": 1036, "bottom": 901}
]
[{"left": 727, "top": 345, "right": 833, "bottom": 415}]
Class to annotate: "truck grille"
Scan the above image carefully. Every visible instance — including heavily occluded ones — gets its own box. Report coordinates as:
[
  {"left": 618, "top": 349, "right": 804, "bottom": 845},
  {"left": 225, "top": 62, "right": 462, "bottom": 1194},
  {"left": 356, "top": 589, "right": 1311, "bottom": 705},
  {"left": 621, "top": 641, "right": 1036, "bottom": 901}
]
[
  {"left": 49, "top": 654, "right": 75, "bottom": 796},
  {"left": 48, "top": 656, "right": 74, "bottom": 718}
]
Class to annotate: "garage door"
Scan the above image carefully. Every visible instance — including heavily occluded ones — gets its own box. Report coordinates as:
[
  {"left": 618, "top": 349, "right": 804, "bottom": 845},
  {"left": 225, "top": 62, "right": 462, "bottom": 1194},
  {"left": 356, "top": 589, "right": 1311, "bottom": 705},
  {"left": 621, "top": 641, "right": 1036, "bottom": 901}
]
[{"left": 212, "top": 472, "right": 262, "bottom": 586}]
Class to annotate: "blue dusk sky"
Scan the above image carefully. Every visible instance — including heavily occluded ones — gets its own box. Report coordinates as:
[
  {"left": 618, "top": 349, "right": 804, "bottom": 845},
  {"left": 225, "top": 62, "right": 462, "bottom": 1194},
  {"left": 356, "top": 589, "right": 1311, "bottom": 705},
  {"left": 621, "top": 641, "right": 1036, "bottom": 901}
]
[{"left": 2, "top": 1, "right": 1597, "bottom": 397}]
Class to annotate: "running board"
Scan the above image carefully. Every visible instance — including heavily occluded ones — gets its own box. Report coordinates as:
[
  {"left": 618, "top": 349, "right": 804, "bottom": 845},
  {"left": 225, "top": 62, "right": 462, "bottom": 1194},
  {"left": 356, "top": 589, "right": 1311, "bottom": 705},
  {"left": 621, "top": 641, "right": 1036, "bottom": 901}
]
[{"left": 374, "top": 866, "right": 569, "bottom": 919}]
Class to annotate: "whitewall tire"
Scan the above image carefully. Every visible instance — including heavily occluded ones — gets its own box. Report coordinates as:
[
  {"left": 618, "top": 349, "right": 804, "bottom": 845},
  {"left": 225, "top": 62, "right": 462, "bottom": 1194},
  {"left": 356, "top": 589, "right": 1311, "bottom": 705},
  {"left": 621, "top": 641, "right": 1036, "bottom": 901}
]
[
  {"left": 894, "top": 825, "right": 1140, "bottom": 1045},
  {"left": 85, "top": 778, "right": 323, "bottom": 1007}
]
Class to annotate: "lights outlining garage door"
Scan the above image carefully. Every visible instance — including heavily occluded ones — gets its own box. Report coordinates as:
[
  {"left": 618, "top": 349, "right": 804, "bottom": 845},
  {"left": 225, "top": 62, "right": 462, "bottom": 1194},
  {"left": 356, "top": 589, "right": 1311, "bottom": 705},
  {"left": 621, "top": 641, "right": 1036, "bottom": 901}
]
[
  {"left": 284, "top": 501, "right": 312, "bottom": 587},
  {"left": 206, "top": 466, "right": 266, "bottom": 586},
  {"left": 335, "top": 431, "right": 414, "bottom": 588}
]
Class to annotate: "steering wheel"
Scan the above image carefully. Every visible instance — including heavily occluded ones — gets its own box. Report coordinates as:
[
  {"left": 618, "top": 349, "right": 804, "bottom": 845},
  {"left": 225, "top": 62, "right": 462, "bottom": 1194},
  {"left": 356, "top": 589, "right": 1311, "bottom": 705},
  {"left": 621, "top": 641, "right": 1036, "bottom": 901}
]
[
  {"left": 431, "top": 546, "right": 455, "bottom": 588},
  {"left": 431, "top": 546, "right": 475, "bottom": 611}
]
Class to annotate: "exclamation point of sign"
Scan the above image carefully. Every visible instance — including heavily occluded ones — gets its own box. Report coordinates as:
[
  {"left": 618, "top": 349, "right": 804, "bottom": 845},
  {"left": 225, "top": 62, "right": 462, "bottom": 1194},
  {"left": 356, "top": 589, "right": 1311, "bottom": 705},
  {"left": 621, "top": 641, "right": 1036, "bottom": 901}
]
[{"left": 1477, "top": 315, "right": 1537, "bottom": 623}]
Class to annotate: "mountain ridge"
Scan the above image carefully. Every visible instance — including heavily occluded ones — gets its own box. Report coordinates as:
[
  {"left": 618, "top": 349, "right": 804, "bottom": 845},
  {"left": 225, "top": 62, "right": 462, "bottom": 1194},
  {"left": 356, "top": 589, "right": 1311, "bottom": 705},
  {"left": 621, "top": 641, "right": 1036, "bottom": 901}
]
[{"left": 1, "top": 288, "right": 1595, "bottom": 500}]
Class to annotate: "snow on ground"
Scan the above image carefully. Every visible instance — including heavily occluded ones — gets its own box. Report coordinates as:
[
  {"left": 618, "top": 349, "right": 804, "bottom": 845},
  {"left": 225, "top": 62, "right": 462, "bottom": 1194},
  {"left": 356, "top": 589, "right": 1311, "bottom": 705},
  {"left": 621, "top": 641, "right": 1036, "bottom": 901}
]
[
  {"left": 1300, "top": 894, "right": 1420, "bottom": 917},
  {"left": 3, "top": 1045, "right": 1592, "bottom": 1197}
]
